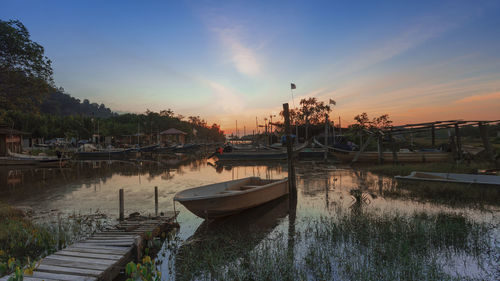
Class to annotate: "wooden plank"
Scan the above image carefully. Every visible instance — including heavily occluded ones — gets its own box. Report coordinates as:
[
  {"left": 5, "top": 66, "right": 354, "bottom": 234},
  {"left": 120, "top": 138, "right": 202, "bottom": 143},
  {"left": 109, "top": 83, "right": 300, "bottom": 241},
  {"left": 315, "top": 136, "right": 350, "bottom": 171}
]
[
  {"left": 36, "top": 264, "right": 103, "bottom": 277},
  {"left": 65, "top": 246, "right": 130, "bottom": 255},
  {"left": 42, "top": 258, "right": 110, "bottom": 271},
  {"left": 23, "top": 277, "right": 59, "bottom": 281},
  {"left": 78, "top": 241, "right": 134, "bottom": 247},
  {"left": 32, "top": 271, "right": 96, "bottom": 281},
  {"left": 90, "top": 233, "right": 139, "bottom": 237},
  {"left": 70, "top": 243, "right": 131, "bottom": 250},
  {"left": 57, "top": 250, "right": 123, "bottom": 260},
  {"left": 44, "top": 255, "right": 116, "bottom": 266},
  {"left": 82, "top": 239, "right": 136, "bottom": 243}
]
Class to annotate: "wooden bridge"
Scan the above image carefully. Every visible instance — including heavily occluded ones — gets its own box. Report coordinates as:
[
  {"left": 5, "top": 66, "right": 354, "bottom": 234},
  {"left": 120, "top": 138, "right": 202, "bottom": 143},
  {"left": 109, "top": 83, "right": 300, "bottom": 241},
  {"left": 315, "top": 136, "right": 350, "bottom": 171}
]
[{"left": 1, "top": 213, "right": 178, "bottom": 281}]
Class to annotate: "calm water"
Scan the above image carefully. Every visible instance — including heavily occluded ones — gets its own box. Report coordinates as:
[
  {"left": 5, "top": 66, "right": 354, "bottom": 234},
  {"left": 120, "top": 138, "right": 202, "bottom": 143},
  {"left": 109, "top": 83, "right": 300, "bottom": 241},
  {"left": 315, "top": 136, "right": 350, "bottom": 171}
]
[{"left": 0, "top": 155, "right": 498, "bottom": 280}]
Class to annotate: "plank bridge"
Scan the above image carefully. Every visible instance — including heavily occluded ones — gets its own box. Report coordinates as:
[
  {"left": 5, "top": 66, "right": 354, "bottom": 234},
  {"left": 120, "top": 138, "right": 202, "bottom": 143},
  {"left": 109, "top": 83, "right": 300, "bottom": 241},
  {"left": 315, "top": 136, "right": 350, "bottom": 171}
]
[{"left": 1, "top": 213, "right": 178, "bottom": 281}]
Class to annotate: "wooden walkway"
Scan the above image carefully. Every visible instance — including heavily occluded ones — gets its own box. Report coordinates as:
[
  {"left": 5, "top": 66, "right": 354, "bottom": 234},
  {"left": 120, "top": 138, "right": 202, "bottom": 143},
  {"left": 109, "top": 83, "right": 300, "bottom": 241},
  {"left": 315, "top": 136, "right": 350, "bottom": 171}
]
[{"left": 1, "top": 213, "right": 178, "bottom": 281}]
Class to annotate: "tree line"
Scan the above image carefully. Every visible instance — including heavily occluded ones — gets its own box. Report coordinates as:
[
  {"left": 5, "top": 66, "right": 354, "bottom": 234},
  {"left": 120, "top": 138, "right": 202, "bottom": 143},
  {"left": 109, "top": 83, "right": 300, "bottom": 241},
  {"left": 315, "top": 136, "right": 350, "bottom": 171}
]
[{"left": 0, "top": 19, "right": 225, "bottom": 142}]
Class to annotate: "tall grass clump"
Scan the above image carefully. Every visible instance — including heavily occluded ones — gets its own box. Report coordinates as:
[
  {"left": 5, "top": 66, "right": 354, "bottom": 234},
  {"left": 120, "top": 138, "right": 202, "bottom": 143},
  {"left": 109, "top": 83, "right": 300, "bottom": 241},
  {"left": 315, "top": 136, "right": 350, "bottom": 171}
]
[
  {"left": 172, "top": 205, "right": 497, "bottom": 280},
  {"left": 0, "top": 204, "right": 108, "bottom": 277}
]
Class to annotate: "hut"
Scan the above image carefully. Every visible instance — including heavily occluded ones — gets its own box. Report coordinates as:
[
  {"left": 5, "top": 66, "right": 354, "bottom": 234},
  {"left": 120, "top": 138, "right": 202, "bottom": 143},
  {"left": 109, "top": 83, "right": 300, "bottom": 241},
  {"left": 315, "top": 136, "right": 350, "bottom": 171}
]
[
  {"left": 0, "top": 124, "right": 30, "bottom": 156},
  {"left": 160, "top": 128, "right": 187, "bottom": 145}
]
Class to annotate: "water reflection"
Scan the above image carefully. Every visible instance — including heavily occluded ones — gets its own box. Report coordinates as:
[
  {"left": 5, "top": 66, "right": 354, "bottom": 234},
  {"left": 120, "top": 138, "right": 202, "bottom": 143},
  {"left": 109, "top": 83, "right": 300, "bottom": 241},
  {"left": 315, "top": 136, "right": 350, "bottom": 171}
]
[
  {"left": 175, "top": 197, "right": 290, "bottom": 280},
  {"left": 0, "top": 159, "right": 498, "bottom": 279}
]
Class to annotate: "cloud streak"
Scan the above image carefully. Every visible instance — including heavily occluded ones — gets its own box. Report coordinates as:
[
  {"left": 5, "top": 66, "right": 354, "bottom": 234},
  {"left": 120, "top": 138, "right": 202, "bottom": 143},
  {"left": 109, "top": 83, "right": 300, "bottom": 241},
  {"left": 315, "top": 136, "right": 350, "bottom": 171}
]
[{"left": 213, "top": 26, "right": 261, "bottom": 76}]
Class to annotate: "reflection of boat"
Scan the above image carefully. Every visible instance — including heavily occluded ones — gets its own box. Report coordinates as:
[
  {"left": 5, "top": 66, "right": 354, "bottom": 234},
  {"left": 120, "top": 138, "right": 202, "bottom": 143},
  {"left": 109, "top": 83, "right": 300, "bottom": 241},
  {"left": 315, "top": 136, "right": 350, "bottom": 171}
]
[
  {"left": 174, "top": 177, "right": 288, "bottom": 219},
  {"left": 396, "top": 171, "right": 500, "bottom": 186},
  {"left": 176, "top": 197, "right": 289, "bottom": 279},
  {"left": 0, "top": 151, "right": 67, "bottom": 166}
]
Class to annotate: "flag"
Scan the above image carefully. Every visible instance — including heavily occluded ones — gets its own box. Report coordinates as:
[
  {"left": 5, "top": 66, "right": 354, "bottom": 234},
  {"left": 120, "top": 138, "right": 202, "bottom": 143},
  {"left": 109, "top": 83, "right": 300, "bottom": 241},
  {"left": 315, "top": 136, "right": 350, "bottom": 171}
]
[
  {"left": 291, "top": 83, "right": 296, "bottom": 90},
  {"left": 329, "top": 99, "right": 336, "bottom": 105}
]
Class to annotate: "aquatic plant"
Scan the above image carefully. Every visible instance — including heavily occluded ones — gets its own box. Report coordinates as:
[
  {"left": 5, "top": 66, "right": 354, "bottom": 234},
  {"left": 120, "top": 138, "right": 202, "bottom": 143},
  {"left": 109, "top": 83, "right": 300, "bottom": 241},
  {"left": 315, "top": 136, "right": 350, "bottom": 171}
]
[
  {"left": 171, "top": 206, "right": 497, "bottom": 281},
  {"left": 0, "top": 204, "right": 109, "bottom": 278}
]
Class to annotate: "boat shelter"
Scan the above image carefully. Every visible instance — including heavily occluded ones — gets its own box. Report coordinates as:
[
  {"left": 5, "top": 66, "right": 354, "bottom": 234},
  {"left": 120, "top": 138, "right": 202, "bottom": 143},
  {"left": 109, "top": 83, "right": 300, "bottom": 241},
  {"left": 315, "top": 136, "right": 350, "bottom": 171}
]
[
  {"left": 0, "top": 124, "right": 30, "bottom": 156},
  {"left": 160, "top": 128, "right": 187, "bottom": 145}
]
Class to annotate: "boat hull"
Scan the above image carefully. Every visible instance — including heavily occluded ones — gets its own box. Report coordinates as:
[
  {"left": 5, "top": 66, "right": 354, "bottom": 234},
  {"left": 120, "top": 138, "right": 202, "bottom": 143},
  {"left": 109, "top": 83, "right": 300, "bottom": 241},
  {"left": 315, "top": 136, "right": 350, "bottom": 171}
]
[
  {"left": 175, "top": 178, "right": 289, "bottom": 219},
  {"left": 216, "top": 152, "right": 287, "bottom": 161},
  {"left": 396, "top": 171, "right": 500, "bottom": 186},
  {"left": 0, "top": 157, "right": 67, "bottom": 167},
  {"left": 333, "top": 151, "right": 450, "bottom": 163}
]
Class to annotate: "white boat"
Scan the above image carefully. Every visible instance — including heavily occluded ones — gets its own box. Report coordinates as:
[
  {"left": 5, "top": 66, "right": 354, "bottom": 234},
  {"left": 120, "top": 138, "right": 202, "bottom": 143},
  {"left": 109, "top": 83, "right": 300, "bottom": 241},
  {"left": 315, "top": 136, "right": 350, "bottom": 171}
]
[
  {"left": 174, "top": 177, "right": 289, "bottom": 219},
  {"left": 395, "top": 171, "right": 500, "bottom": 186}
]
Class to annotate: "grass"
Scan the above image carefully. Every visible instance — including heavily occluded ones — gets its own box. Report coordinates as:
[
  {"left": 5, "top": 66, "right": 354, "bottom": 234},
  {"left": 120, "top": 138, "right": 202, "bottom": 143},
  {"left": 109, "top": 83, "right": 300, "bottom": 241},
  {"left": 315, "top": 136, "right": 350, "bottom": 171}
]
[
  {"left": 170, "top": 205, "right": 498, "bottom": 281},
  {"left": 0, "top": 203, "right": 108, "bottom": 277}
]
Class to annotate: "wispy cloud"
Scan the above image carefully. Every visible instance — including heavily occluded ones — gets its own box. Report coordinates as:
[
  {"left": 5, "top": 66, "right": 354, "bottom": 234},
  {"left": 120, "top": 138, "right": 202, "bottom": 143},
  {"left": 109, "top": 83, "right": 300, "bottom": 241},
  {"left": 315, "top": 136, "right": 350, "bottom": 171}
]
[
  {"left": 206, "top": 80, "right": 245, "bottom": 113},
  {"left": 213, "top": 26, "right": 261, "bottom": 76},
  {"left": 455, "top": 92, "right": 500, "bottom": 103}
]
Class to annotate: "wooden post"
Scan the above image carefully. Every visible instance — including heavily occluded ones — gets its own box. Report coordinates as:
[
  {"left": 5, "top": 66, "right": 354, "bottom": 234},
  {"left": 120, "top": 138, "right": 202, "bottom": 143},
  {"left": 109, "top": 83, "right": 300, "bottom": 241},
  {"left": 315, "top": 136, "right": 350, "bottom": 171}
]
[
  {"left": 352, "top": 134, "right": 373, "bottom": 164},
  {"left": 283, "top": 103, "right": 296, "bottom": 195},
  {"left": 119, "top": 189, "right": 124, "bottom": 221},
  {"left": 324, "top": 114, "right": 329, "bottom": 161},
  {"left": 154, "top": 186, "right": 158, "bottom": 216},
  {"left": 390, "top": 132, "right": 398, "bottom": 164},
  {"left": 431, "top": 124, "right": 436, "bottom": 148},
  {"left": 479, "top": 122, "right": 495, "bottom": 162},
  {"left": 454, "top": 123, "right": 462, "bottom": 160},
  {"left": 377, "top": 133, "right": 384, "bottom": 164}
]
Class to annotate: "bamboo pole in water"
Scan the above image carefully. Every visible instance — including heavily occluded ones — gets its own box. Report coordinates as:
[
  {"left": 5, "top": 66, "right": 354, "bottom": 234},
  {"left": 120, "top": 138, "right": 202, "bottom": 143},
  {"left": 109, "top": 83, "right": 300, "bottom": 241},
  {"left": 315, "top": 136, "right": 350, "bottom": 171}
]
[
  {"left": 282, "top": 103, "right": 296, "bottom": 194},
  {"left": 119, "top": 189, "right": 124, "bottom": 221}
]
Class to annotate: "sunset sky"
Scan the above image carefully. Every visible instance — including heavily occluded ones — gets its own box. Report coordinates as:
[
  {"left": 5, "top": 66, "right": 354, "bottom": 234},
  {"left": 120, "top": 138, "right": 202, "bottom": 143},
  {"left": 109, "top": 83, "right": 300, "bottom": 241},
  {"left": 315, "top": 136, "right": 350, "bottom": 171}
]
[{"left": 2, "top": 0, "right": 500, "bottom": 134}]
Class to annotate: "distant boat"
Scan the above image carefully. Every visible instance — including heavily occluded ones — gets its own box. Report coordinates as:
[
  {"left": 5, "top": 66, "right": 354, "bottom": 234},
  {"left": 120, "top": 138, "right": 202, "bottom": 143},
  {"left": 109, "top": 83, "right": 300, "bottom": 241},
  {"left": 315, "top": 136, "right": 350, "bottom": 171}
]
[
  {"left": 74, "top": 148, "right": 134, "bottom": 159},
  {"left": 0, "top": 151, "right": 67, "bottom": 167},
  {"left": 395, "top": 171, "right": 500, "bottom": 186},
  {"left": 174, "top": 177, "right": 289, "bottom": 219},
  {"left": 135, "top": 144, "right": 159, "bottom": 152},
  {"left": 213, "top": 142, "right": 308, "bottom": 161},
  {"left": 313, "top": 138, "right": 449, "bottom": 163}
]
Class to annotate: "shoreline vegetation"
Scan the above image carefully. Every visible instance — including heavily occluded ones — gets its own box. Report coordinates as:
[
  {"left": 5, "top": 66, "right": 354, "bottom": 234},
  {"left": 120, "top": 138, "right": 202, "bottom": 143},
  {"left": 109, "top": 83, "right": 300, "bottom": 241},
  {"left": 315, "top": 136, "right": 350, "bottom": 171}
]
[
  {"left": 172, "top": 203, "right": 498, "bottom": 281},
  {"left": 0, "top": 203, "right": 109, "bottom": 279}
]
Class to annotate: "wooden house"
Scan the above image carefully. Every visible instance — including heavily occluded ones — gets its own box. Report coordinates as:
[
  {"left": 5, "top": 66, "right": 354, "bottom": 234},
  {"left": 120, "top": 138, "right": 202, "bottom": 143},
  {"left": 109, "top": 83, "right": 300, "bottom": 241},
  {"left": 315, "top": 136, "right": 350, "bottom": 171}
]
[
  {"left": 160, "top": 128, "right": 187, "bottom": 145},
  {"left": 0, "top": 124, "right": 30, "bottom": 156}
]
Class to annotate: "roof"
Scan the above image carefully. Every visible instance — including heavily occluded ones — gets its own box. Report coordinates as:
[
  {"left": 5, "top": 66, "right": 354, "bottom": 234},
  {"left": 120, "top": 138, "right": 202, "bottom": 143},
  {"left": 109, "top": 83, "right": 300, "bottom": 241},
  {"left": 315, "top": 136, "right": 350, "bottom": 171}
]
[
  {"left": 160, "top": 128, "right": 187, "bottom": 135},
  {"left": 0, "top": 125, "right": 30, "bottom": 135}
]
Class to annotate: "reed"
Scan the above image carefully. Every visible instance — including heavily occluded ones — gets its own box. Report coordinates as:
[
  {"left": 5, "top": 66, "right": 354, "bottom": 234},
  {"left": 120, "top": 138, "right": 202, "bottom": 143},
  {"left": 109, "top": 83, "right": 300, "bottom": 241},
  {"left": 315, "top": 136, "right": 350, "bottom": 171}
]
[{"left": 172, "top": 205, "right": 497, "bottom": 280}]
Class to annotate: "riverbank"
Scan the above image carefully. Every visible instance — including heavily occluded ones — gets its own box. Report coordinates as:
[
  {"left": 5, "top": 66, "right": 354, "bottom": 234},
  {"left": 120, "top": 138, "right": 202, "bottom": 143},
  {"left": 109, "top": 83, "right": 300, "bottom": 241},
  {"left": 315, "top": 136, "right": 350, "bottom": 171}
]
[{"left": 0, "top": 203, "right": 108, "bottom": 278}]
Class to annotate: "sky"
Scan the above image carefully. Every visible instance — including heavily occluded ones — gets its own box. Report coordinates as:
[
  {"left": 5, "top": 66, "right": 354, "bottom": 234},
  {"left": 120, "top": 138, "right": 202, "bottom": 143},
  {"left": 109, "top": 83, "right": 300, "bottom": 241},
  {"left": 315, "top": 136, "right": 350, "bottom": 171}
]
[{"left": 2, "top": 0, "right": 500, "bottom": 134}]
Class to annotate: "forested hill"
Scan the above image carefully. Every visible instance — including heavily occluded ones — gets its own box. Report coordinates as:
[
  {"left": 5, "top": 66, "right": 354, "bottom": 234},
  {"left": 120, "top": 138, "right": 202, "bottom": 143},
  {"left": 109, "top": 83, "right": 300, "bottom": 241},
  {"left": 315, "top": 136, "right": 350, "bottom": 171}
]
[{"left": 40, "top": 90, "right": 115, "bottom": 118}]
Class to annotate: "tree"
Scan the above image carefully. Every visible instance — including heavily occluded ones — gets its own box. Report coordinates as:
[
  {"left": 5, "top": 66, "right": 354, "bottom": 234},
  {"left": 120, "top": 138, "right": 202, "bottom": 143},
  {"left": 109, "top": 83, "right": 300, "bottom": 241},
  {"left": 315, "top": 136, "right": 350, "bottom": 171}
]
[{"left": 0, "top": 19, "right": 54, "bottom": 112}]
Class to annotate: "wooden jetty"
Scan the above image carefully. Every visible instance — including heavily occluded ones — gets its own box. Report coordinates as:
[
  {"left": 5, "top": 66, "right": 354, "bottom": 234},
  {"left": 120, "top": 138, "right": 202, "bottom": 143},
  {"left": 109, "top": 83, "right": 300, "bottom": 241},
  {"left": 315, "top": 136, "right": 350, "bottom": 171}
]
[{"left": 1, "top": 213, "right": 178, "bottom": 281}]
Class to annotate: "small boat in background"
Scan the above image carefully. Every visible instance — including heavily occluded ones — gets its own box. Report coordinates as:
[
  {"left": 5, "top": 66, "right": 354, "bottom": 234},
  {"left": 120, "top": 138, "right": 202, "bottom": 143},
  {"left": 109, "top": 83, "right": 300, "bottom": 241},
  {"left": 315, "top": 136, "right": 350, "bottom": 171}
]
[
  {"left": 395, "top": 171, "right": 500, "bottom": 186},
  {"left": 174, "top": 177, "right": 289, "bottom": 219},
  {"left": 74, "top": 148, "right": 134, "bottom": 159},
  {"left": 135, "top": 144, "right": 159, "bottom": 152},
  {"left": 0, "top": 150, "right": 67, "bottom": 166}
]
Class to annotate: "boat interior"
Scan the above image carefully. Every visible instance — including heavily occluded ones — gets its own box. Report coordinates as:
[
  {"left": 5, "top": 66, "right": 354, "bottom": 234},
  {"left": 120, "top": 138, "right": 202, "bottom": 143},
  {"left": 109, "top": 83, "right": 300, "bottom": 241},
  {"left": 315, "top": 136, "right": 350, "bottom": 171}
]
[{"left": 175, "top": 177, "right": 281, "bottom": 199}]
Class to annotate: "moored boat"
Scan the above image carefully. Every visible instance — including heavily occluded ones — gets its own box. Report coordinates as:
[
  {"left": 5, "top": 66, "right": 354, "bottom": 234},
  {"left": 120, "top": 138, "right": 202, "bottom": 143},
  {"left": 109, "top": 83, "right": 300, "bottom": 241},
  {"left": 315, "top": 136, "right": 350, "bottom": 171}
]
[
  {"left": 332, "top": 150, "right": 450, "bottom": 163},
  {"left": 0, "top": 151, "right": 67, "bottom": 166},
  {"left": 74, "top": 148, "right": 134, "bottom": 159},
  {"left": 174, "top": 177, "right": 288, "bottom": 219},
  {"left": 395, "top": 171, "right": 500, "bottom": 186}
]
